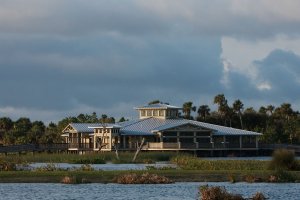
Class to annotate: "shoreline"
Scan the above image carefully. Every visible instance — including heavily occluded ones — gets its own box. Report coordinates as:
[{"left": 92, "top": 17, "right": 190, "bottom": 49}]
[{"left": 1, "top": 170, "right": 300, "bottom": 183}]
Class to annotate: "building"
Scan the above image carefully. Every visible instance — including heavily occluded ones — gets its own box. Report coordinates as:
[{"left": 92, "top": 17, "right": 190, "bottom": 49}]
[{"left": 62, "top": 103, "right": 262, "bottom": 155}]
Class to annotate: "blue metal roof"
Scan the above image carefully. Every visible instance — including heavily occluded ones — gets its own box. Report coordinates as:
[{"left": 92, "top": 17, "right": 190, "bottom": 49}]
[
  {"left": 135, "top": 103, "right": 181, "bottom": 109},
  {"left": 65, "top": 118, "right": 262, "bottom": 136},
  {"left": 119, "top": 118, "right": 262, "bottom": 136},
  {"left": 68, "top": 123, "right": 119, "bottom": 133}
]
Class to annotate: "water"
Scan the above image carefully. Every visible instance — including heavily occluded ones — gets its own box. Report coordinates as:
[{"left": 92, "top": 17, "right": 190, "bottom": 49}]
[
  {"left": 0, "top": 182, "right": 299, "bottom": 200},
  {"left": 25, "top": 162, "right": 177, "bottom": 171}
]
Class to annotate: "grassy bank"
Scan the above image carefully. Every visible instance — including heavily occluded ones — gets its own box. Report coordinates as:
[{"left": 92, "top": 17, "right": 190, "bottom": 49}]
[
  {"left": 0, "top": 152, "right": 178, "bottom": 164},
  {"left": 0, "top": 169, "right": 300, "bottom": 183}
]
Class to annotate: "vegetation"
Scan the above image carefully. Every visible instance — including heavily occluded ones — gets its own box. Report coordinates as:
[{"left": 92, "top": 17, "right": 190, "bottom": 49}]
[
  {"left": 115, "top": 172, "right": 173, "bottom": 184},
  {"left": 199, "top": 185, "right": 266, "bottom": 200},
  {"left": 268, "top": 149, "right": 299, "bottom": 170},
  {"left": 171, "top": 156, "right": 268, "bottom": 170},
  {"left": 0, "top": 94, "right": 299, "bottom": 146},
  {"left": 0, "top": 152, "right": 178, "bottom": 164}
]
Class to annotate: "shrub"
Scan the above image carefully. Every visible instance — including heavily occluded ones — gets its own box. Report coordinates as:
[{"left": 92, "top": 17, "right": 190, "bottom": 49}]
[
  {"left": 35, "top": 163, "right": 61, "bottom": 171},
  {"left": 77, "top": 164, "right": 94, "bottom": 171},
  {"left": 268, "top": 149, "right": 299, "bottom": 170},
  {"left": 116, "top": 173, "right": 174, "bottom": 184},
  {"left": 199, "top": 185, "right": 243, "bottom": 200},
  {"left": 72, "top": 158, "right": 105, "bottom": 164},
  {"left": 228, "top": 174, "right": 236, "bottom": 183},
  {"left": 199, "top": 185, "right": 266, "bottom": 200},
  {"left": 0, "top": 159, "right": 16, "bottom": 171},
  {"left": 61, "top": 176, "right": 91, "bottom": 184},
  {"left": 269, "top": 169, "right": 296, "bottom": 182},
  {"left": 244, "top": 175, "right": 262, "bottom": 183}
]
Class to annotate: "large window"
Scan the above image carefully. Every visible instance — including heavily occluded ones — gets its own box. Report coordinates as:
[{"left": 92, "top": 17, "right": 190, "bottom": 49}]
[
  {"left": 163, "top": 131, "right": 177, "bottom": 137},
  {"left": 153, "top": 110, "right": 158, "bottom": 116},
  {"left": 179, "top": 138, "right": 194, "bottom": 143},
  {"left": 180, "top": 132, "right": 194, "bottom": 137},
  {"left": 147, "top": 110, "right": 152, "bottom": 116},
  {"left": 195, "top": 131, "right": 210, "bottom": 137},
  {"left": 141, "top": 110, "right": 146, "bottom": 117},
  {"left": 159, "top": 110, "right": 164, "bottom": 117}
]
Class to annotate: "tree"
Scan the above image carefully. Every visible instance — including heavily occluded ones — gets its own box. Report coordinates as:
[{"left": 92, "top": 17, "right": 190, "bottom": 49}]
[
  {"left": 40, "top": 122, "right": 62, "bottom": 144},
  {"left": 0, "top": 117, "right": 13, "bottom": 131},
  {"left": 232, "top": 99, "right": 244, "bottom": 129},
  {"left": 266, "top": 105, "right": 275, "bottom": 116},
  {"left": 197, "top": 105, "right": 210, "bottom": 122},
  {"left": 27, "top": 121, "right": 45, "bottom": 143},
  {"left": 182, "top": 102, "right": 196, "bottom": 119},
  {"left": 259, "top": 106, "right": 267, "bottom": 114},
  {"left": 213, "top": 94, "right": 230, "bottom": 126}
]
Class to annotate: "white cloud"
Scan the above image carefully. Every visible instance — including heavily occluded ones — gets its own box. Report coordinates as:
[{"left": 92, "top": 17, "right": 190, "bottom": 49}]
[{"left": 221, "top": 35, "right": 300, "bottom": 89}]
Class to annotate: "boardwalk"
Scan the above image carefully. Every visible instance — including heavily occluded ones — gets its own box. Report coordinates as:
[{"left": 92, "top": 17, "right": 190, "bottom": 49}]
[
  {"left": 0, "top": 143, "right": 68, "bottom": 154},
  {"left": 259, "top": 144, "right": 300, "bottom": 155},
  {"left": 0, "top": 143, "right": 300, "bottom": 155}
]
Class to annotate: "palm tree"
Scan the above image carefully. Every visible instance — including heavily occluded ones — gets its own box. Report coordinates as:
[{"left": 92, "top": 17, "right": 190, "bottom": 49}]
[
  {"left": 182, "top": 102, "right": 196, "bottom": 119},
  {"left": 233, "top": 99, "right": 244, "bottom": 129},
  {"left": 266, "top": 105, "right": 275, "bottom": 116},
  {"left": 213, "top": 94, "right": 229, "bottom": 125},
  {"left": 197, "top": 105, "right": 210, "bottom": 122}
]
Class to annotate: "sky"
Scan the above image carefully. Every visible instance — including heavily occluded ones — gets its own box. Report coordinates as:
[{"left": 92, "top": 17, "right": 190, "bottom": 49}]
[{"left": 1, "top": 0, "right": 300, "bottom": 123}]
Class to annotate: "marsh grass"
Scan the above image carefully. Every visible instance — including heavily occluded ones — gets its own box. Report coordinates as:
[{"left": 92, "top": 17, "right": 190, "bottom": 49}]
[
  {"left": 0, "top": 151, "right": 178, "bottom": 164},
  {"left": 172, "top": 156, "right": 268, "bottom": 170}
]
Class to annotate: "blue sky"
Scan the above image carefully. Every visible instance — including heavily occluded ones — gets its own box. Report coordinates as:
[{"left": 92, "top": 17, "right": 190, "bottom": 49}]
[{"left": 1, "top": 0, "right": 300, "bottom": 123}]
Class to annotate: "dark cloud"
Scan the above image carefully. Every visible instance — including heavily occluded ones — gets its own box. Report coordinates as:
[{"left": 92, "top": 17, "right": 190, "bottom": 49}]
[
  {"left": 0, "top": 34, "right": 224, "bottom": 118},
  {"left": 221, "top": 49, "right": 300, "bottom": 108},
  {"left": 254, "top": 49, "right": 300, "bottom": 102},
  {"left": 1, "top": 1, "right": 300, "bottom": 121}
]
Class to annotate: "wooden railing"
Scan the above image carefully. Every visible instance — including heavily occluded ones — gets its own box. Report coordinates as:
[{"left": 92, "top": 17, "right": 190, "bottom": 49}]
[
  {"left": 259, "top": 143, "right": 300, "bottom": 153},
  {"left": 146, "top": 142, "right": 258, "bottom": 150},
  {"left": 68, "top": 143, "right": 93, "bottom": 149}
]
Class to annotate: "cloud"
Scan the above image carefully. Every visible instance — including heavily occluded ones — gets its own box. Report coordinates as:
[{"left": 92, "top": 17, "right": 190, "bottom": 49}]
[
  {"left": 221, "top": 49, "right": 300, "bottom": 109},
  {"left": 254, "top": 49, "right": 300, "bottom": 99},
  {"left": 1, "top": 0, "right": 300, "bottom": 122}
]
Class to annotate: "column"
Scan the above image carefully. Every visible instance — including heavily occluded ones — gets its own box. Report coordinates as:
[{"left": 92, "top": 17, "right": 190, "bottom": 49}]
[
  {"left": 255, "top": 136, "right": 258, "bottom": 148},
  {"left": 239, "top": 136, "right": 242, "bottom": 149}
]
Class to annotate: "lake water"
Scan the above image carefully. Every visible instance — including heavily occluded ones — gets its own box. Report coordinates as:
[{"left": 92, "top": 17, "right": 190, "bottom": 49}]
[
  {"left": 0, "top": 182, "right": 299, "bottom": 200},
  {"left": 26, "top": 162, "right": 177, "bottom": 171}
]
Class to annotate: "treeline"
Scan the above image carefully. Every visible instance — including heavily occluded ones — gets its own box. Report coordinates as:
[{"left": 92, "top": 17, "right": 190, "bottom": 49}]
[
  {"left": 1, "top": 94, "right": 300, "bottom": 145},
  {"left": 0, "top": 113, "right": 125, "bottom": 145},
  {"left": 180, "top": 94, "right": 300, "bottom": 144}
]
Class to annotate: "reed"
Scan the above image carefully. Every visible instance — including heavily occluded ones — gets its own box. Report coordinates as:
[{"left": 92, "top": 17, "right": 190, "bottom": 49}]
[
  {"left": 0, "top": 151, "right": 178, "bottom": 164},
  {"left": 172, "top": 156, "right": 268, "bottom": 170}
]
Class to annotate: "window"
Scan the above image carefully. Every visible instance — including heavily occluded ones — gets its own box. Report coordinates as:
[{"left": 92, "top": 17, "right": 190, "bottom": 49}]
[
  {"left": 159, "top": 110, "right": 164, "bottom": 116},
  {"left": 147, "top": 110, "right": 152, "bottom": 116},
  {"left": 153, "top": 110, "right": 158, "bottom": 116},
  {"left": 141, "top": 110, "right": 146, "bottom": 117}
]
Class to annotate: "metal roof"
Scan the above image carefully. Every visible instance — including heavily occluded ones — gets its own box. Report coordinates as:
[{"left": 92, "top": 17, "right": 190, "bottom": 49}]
[
  {"left": 134, "top": 103, "right": 181, "bottom": 110},
  {"left": 67, "top": 123, "right": 102, "bottom": 133},
  {"left": 88, "top": 124, "right": 121, "bottom": 129},
  {"left": 120, "top": 118, "right": 262, "bottom": 136},
  {"left": 64, "top": 118, "right": 261, "bottom": 136}
]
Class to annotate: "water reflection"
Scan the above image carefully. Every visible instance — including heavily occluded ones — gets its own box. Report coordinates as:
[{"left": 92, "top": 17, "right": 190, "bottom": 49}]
[
  {"left": 26, "top": 162, "right": 177, "bottom": 171},
  {"left": 0, "top": 182, "right": 299, "bottom": 200}
]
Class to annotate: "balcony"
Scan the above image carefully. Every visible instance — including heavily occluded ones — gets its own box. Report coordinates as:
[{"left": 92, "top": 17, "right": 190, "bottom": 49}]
[
  {"left": 146, "top": 142, "right": 258, "bottom": 150},
  {"left": 68, "top": 143, "right": 93, "bottom": 150}
]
